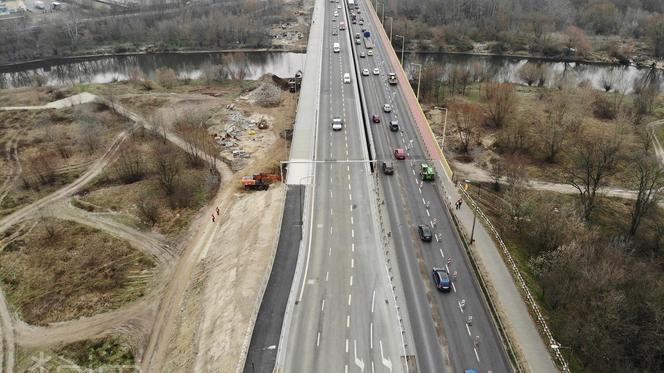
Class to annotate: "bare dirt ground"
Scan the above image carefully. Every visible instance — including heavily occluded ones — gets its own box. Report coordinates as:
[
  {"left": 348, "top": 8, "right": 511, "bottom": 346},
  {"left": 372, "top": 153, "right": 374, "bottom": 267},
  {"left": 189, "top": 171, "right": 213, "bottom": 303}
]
[{"left": 0, "top": 80, "right": 294, "bottom": 372}]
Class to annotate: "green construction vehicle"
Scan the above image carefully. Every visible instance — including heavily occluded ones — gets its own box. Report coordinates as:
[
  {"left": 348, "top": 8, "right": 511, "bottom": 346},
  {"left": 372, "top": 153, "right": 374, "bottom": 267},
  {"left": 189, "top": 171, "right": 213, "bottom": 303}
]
[{"left": 420, "top": 163, "right": 435, "bottom": 181}]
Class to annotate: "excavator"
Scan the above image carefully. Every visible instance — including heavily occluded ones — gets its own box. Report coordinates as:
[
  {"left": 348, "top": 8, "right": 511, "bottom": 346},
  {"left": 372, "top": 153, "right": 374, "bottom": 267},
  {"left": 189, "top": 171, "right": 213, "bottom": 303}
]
[{"left": 241, "top": 173, "right": 282, "bottom": 191}]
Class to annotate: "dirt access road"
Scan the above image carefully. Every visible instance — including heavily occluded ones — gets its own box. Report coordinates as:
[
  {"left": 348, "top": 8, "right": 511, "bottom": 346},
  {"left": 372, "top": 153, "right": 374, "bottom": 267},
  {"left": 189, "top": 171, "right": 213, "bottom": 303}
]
[{"left": 0, "top": 90, "right": 287, "bottom": 372}]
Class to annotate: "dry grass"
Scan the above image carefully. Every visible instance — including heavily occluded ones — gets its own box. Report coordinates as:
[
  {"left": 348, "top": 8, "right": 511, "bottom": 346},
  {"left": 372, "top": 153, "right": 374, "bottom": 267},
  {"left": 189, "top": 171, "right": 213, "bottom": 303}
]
[
  {"left": 0, "top": 104, "right": 126, "bottom": 218},
  {"left": 0, "top": 218, "right": 155, "bottom": 325},
  {"left": 0, "top": 86, "right": 74, "bottom": 107}
]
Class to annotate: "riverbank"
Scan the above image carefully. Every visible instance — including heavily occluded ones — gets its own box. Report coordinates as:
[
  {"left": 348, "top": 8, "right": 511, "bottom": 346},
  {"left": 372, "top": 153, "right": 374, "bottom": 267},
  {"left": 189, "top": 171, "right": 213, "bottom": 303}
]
[
  {"left": 404, "top": 49, "right": 664, "bottom": 70},
  {"left": 0, "top": 48, "right": 307, "bottom": 73}
]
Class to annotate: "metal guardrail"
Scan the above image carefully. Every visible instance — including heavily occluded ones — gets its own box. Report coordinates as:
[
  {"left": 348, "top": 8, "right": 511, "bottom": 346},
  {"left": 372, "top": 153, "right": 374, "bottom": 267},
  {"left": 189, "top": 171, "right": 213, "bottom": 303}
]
[{"left": 459, "top": 187, "right": 570, "bottom": 372}]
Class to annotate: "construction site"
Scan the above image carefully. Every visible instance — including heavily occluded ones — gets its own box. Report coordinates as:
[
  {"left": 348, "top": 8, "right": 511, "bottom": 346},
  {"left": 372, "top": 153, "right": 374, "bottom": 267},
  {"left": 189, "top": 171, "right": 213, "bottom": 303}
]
[{"left": 0, "top": 69, "right": 300, "bottom": 371}]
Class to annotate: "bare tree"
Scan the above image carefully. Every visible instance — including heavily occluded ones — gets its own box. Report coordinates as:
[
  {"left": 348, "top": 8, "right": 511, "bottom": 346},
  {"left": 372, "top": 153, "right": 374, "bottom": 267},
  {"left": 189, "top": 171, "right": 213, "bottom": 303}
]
[
  {"left": 28, "top": 151, "right": 58, "bottom": 186},
  {"left": 503, "top": 157, "right": 533, "bottom": 232},
  {"left": 452, "top": 102, "right": 482, "bottom": 153},
  {"left": 45, "top": 126, "right": 72, "bottom": 159},
  {"left": 113, "top": 140, "right": 145, "bottom": 184},
  {"left": 518, "top": 63, "right": 540, "bottom": 86},
  {"left": 156, "top": 68, "right": 178, "bottom": 89},
  {"left": 537, "top": 89, "right": 583, "bottom": 162},
  {"left": 565, "top": 131, "right": 623, "bottom": 222},
  {"left": 152, "top": 143, "right": 181, "bottom": 195},
  {"left": 136, "top": 193, "right": 160, "bottom": 226},
  {"left": 627, "top": 153, "right": 664, "bottom": 237},
  {"left": 149, "top": 112, "right": 168, "bottom": 143},
  {"left": 174, "top": 113, "right": 210, "bottom": 167},
  {"left": 483, "top": 82, "right": 517, "bottom": 128},
  {"left": 79, "top": 121, "right": 101, "bottom": 154},
  {"left": 497, "top": 110, "right": 533, "bottom": 154},
  {"left": 600, "top": 71, "right": 615, "bottom": 92}
]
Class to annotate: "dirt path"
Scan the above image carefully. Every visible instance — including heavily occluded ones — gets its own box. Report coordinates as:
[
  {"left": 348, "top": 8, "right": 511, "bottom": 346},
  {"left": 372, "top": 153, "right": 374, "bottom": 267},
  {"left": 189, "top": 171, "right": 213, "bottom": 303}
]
[
  {"left": 451, "top": 160, "right": 639, "bottom": 200},
  {"left": 0, "top": 90, "right": 286, "bottom": 373},
  {"left": 647, "top": 119, "right": 664, "bottom": 164},
  {"left": 46, "top": 199, "right": 176, "bottom": 264},
  {"left": 13, "top": 297, "right": 158, "bottom": 349}
]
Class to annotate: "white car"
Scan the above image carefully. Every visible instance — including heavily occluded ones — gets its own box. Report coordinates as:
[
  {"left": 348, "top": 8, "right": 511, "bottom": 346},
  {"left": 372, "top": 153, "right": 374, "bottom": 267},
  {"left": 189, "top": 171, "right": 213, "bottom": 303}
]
[
  {"left": 362, "top": 68, "right": 370, "bottom": 76},
  {"left": 372, "top": 68, "right": 379, "bottom": 75},
  {"left": 331, "top": 117, "right": 343, "bottom": 131},
  {"left": 337, "top": 4, "right": 341, "bottom": 8},
  {"left": 383, "top": 103, "right": 392, "bottom": 113},
  {"left": 343, "top": 73, "right": 351, "bottom": 83},
  {"left": 367, "top": 50, "right": 374, "bottom": 56},
  {"left": 334, "top": 11, "right": 339, "bottom": 16}
]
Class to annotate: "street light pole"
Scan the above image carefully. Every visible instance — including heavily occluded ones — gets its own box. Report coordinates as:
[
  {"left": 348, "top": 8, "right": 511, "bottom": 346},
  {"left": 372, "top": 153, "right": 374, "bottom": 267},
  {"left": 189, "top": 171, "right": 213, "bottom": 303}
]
[
  {"left": 395, "top": 34, "right": 405, "bottom": 66},
  {"left": 440, "top": 107, "right": 448, "bottom": 150},
  {"left": 387, "top": 16, "right": 393, "bottom": 41},
  {"left": 411, "top": 63, "right": 422, "bottom": 101},
  {"left": 469, "top": 181, "right": 481, "bottom": 244}
]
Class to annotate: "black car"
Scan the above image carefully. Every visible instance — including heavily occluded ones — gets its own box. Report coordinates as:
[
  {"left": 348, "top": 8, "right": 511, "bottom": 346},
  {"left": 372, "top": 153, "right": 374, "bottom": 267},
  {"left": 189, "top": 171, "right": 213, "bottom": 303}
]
[
  {"left": 389, "top": 120, "right": 399, "bottom": 131},
  {"left": 382, "top": 161, "right": 394, "bottom": 175},
  {"left": 432, "top": 267, "right": 451, "bottom": 292},
  {"left": 418, "top": 224, "right": 432, "bottom": 242}
]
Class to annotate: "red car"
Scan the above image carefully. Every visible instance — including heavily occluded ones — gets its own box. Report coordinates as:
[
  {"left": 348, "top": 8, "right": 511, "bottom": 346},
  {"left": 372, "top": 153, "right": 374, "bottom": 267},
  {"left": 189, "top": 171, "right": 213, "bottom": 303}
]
[
  {"left": 394, "top": 148, "right": 406, "bottom": 160},
  {"left": 372, "top": 114, "right": 381, "bottom": 123}
]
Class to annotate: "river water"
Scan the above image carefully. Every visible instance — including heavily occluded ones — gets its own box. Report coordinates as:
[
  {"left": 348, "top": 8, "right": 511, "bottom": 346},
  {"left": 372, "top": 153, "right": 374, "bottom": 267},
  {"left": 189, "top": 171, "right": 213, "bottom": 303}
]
[
  {"left": 0, "top": 52, "right": 307, "bottom": 89},
  {"left": 405, "top": 53, "right": 662, "bottom": 92},
  {"left": 0, "top": 51, "right": 660, "bottom": 92}
]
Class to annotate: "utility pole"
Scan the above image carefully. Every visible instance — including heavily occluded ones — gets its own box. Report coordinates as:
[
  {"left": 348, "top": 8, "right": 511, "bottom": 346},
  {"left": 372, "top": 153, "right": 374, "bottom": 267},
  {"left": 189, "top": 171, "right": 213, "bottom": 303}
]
[{"left": 395, "top": 34, "right": 405, "bottom": 66}]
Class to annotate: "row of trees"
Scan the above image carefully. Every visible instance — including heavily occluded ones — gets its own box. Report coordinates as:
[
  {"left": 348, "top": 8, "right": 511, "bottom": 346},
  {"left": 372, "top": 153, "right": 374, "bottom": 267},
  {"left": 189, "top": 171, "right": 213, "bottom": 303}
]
[
  {"left": 0, "top": 0, "right": 287, "bottom": 64},
  {"left": 388, "top": 0, "right": 664, "bottom": 57},
  {"left": 442, "top": 70, "right": 664, "bottom": 370}
]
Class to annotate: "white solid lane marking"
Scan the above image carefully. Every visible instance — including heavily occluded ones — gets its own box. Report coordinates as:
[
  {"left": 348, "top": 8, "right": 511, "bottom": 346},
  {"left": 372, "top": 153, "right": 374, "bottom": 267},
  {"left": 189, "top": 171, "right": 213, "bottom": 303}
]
[{"left": 370, "top": 322, "right": 374, "bottom": 349}]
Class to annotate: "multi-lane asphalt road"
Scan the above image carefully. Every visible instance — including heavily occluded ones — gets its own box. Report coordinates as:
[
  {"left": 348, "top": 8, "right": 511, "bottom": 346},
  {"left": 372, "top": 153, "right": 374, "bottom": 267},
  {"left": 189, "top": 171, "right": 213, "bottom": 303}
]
[
  {"left": 277, "top": 0, "right": 513, "bottom": 371},
  {"left": 277, "top": 0, "right": 407, "bottom": 371},
  {"left": 352, "top": 0, "right": 512, "bottom": 371}
]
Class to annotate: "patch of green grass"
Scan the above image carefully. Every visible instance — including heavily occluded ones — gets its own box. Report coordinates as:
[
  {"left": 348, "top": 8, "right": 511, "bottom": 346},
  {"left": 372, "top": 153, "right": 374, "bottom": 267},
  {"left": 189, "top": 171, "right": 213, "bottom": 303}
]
[{"left": 57, "top": 337, "right": 135, "bottom": 369}]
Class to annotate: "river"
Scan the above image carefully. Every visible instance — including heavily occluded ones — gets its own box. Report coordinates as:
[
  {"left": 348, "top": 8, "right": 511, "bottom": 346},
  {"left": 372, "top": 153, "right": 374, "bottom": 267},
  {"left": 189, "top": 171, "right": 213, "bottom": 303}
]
[
  {"left": 0, "top": 51, "right": 660, "bottom": 92},
  {"left": 0, "top": 52, "right": 307, "bottom": 89}
]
